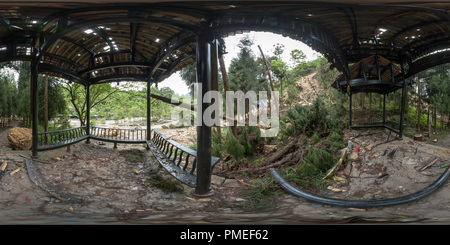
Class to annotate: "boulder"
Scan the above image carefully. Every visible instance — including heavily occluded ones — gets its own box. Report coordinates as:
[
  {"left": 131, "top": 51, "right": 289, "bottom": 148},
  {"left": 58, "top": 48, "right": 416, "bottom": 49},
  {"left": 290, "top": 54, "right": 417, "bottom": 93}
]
[{"left": 7, "top": 127, "right": 32, "bottom": 150}]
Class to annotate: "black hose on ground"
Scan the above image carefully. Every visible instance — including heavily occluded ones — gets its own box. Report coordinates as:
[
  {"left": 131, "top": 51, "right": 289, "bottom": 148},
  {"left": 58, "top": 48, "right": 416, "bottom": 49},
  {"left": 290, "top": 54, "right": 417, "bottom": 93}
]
[{"left": 269, "top": 166, "right": 450, "bottom": 208}]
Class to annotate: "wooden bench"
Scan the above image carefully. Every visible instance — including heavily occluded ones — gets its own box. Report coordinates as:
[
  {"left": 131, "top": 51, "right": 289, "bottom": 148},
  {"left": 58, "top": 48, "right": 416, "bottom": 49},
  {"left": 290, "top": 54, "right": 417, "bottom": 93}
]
[{"left": 147, "top": 129, "right": 220, "bottom": 187}]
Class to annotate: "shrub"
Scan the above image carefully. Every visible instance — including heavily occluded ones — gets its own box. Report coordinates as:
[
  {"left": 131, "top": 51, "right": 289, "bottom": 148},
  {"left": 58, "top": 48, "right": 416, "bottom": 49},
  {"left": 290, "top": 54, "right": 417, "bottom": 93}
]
[
  {"left": 326, "top": 129, "right": 345, "bottom": 153},
  {"left": 238, "top": 126, "right": 261, "bottom": 155},
  {"left": 211, "top": 129, "right": 222, "bottom": 158},
  {"left": 223, "top": 130, "right": 245, "bottom": 159},
  {"left": 212, "top": 126, "right": 262, "bottom": 160},
  {"left": 280, "top": 98, "right": 332, "bottom": 137},
  {"left": 310, "top": 132, "right": 320, "bottom": 144}
]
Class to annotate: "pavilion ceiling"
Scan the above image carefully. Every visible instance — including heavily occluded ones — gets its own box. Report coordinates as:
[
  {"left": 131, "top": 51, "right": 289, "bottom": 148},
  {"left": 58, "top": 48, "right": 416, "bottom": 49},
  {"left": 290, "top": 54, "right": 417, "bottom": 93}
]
[{"left": 0, "top": 1, "right": 449, "bottom": 87}]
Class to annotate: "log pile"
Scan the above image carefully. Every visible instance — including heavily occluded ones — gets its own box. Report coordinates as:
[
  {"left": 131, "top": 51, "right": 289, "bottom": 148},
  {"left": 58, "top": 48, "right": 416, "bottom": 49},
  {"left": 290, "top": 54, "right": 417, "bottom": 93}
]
[{"left": 7, "top": 127, "right": 32, "bottom": 150}]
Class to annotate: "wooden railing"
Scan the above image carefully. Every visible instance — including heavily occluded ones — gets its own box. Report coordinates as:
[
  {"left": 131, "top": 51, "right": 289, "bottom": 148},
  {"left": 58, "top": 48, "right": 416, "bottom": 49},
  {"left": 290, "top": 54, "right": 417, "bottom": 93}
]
[
  {"left": 0, "top": 117, "right": 18, "bottom": 128},
  {"left": 146, "top": 129, "right": 220, "bottom": 187},
  {"left": 90, "top": 126, "right": 147, "bottom": 143},
  {"left": 35, "top": 126, "right": 220, "bottom": 188},
  {"left": 37, "top": 126, "right": 88, "bottom": 151}
]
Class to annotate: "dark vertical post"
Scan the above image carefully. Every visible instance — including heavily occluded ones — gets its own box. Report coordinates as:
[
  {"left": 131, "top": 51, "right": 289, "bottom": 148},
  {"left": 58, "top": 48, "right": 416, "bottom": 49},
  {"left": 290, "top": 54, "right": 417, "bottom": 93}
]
[
  {"left": 349, "top": 92, "right": 352, "bottom": 128},
  {"left": 383, "top": 93, "right": 386, "bottom": 125},
  {"left": 193, "top": 31, "right": 215, "bottom": 197},
  {"left": 211, "top": 39, "right": 219, "bottom": 106},
  {"left": 147, "top": 79, "right": 152, "bottom": 143},
  {"left": 399, "top": 62, "right": 407, "bottom": 139},
  {"left": 85, "top": 84, "right": 91, "bottom": 143},
  {"left": 31, "top": 60, "right": 39, "bottom": 158}
]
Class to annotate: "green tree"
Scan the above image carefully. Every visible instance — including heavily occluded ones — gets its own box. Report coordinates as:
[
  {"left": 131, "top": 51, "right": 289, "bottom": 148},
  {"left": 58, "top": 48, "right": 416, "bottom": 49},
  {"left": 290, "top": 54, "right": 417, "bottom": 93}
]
[
  {"left": 0, "top": 67, "right": 15, "bottom": 117},
  {"left": 426, "top": 69, "right": 450, "bottom": 130},
  {"left": 1, "top": 61, "right": 67, "bottom": 129},
  {"left": 270, "top": 58, "right": 288, "bottom": 99},
  {"left": 228, "top": 36, "right": 265, "bottom": 93},
  {"left": 63, "top": 82, "right": 119, "bottom": 126},
  {"left": 37, "top": 76, "right": 67, "bottom": 127},
  {"left": 179, "top": 63, "right": 196, "bottom": 95}
]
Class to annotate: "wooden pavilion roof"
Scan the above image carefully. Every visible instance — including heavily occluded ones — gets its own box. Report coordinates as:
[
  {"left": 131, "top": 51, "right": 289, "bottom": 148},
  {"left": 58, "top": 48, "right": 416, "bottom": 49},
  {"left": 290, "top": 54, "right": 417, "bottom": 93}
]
[
  {"left": 0, "top": 1, "right": 449, "bottom": 88},
  {"left": 332, "top": 55, "right": 412, "bottom": 94}
]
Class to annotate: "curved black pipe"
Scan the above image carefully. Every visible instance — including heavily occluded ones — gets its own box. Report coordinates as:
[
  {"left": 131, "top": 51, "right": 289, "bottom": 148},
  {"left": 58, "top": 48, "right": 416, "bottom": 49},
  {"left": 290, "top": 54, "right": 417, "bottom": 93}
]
[{"left": 270, "top": 166, "right": 450, "bottom": 208}]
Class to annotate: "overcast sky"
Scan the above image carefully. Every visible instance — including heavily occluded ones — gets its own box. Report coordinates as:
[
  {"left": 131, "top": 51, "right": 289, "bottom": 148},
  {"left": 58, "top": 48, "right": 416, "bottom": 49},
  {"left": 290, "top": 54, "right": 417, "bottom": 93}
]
[{"left": 159, "top": 31, "right": 320, "bottom": 96}]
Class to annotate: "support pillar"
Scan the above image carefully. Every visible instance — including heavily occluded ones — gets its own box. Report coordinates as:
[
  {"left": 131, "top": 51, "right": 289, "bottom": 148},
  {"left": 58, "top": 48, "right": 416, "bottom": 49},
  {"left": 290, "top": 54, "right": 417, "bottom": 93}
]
[
  {"left": 31, "top": 61, "right": 39, "bottom": 158},
  {"left": 399, "top": 63, "right": 407, "bottom": 139},
  {"left": 146, "top": 79, "right": 152, "bottom": 147},
  {"left": 349, "top": 92, "right": 352, "bottom": 128},
  {"left": 383, "top": 93, "right": 386, "bottom": 125},
  {"left": 85, "top": 84, "right": 91, "bottom": 144},
  {"left": 193, "top": 31, "right": 216, "bottom": 197}
]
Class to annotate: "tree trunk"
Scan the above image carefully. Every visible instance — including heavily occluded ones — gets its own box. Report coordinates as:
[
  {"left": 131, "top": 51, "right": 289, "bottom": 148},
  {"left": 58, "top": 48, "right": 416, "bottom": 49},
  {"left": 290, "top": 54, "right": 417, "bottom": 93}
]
[
  {"left": 427, "top": 106, "right": 430, "bottom": 136},
  {"left": 257, "top": 45, "right": 275, "bottom": 91},
  {"left": 219, "top": 55, "right": 237, "bottom": 138},
  {"left": 379, "top": 94, "right": 382, "bottom": 108},
  {"left": 448, "top": 114, "right": 450, "bottom": 129},
  {"left": 434, "top": 106, "right": 437, "bottom": 133}
]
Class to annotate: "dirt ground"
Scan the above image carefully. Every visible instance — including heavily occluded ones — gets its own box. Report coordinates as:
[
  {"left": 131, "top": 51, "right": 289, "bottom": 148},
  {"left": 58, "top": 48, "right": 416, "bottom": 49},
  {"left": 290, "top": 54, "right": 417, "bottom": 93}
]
[{"left": 0, "top": 123, "right": 449, "bottom": 224}]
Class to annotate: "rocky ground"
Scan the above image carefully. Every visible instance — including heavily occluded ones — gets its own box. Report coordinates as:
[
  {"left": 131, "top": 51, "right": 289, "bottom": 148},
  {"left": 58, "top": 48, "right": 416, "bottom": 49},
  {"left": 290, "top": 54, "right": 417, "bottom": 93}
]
[
  {"left": 0, "top": 123, "right": 450, "bottom": 225},
  {"left": 325, "top": 129, "right": 449, "bottom": 201}
]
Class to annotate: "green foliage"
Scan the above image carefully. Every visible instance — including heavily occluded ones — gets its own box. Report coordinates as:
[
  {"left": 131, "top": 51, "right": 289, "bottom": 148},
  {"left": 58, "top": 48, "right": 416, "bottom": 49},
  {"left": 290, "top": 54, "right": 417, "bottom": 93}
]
[
  {"left": 212, "top": 126, "right": 262, "bottom": 160},
  {"left": 303, "top": 147, "right": 334, "bottom": 172},
  {"left": 326, "top": 130, "right": 345, "bottom": 153},
  {"left": 63, "top": 82, "right": 118, "bottom": 126},
  {"left": 0, "top": 68, "right": 16, "bottom": 117},
  {"left": 223, "top": 130, "right": 245, "bottom": 159},
  {"left": 37, "top": 76, "right": 67, "bottom": 126},
  {"left": 65, "top": 82, "right": 179, "bottom": 124},
  {"left": 407, "top": 106, "right": 429, "bottom": 130},
  {"left": 310, "top": 132, "right": 320, "bottom": 144},
  {"left": 211, "top": 129, "right": 223, "bottom": 158},
  {"left": 0, "top": 62, "right": 67, "bottom": 129},
  {"left": 277, "top": 94, "right": 347, "bottom": 192},
  {"left": 427, "top": 71, "right": 450, "bottom": 117},
  {"left": 179, "top": 63, "right": 196, "bottom": 94},
  {"left": 280, "top": 97, "right": 334, "bottom": 136},
  {"left": 238, "top": 126, "right": 261, "bottom": 155},
  {"left": 281, "top": 147, "right": 335, "bottom": 192},
  {"left": 228, "top": 36, "right": 266, "bottom": 93},
  {"left": 243, "top": 176, "right": 280, "bottom": 210}
]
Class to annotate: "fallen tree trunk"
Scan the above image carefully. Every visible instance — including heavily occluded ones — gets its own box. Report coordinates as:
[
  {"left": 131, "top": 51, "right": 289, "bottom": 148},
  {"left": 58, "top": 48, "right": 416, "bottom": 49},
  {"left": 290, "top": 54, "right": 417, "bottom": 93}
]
[
  {"left": 149, "top": 93, "right": 195, "bottom": 111},
  {"left": 150, "top": 90, "right": 248, "bottom": 126},
  {"left": 252, "top": 149, "right": 304, "bottom": 175},
  {"left": 263, "top": 139, "right": 297, "bottom": 164},
  {"left": 228, "top": 138, "right": 299, "bottom": 176}
]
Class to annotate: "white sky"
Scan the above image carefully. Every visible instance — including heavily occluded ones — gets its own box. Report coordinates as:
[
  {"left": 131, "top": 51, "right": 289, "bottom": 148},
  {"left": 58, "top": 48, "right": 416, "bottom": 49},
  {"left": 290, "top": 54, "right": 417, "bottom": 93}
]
[{"left": 159, "top": 31, "right": 320, "bottom": 96}]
